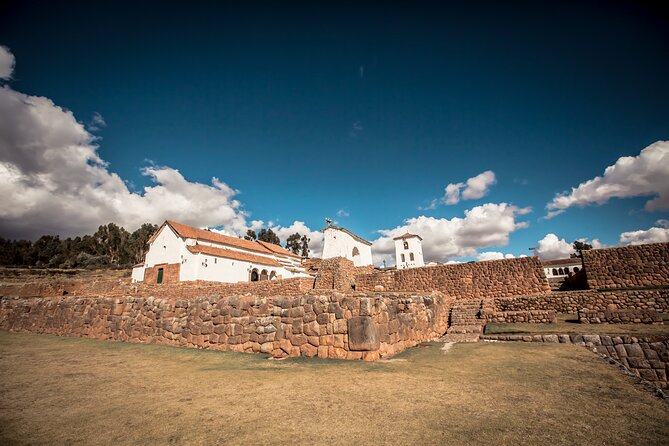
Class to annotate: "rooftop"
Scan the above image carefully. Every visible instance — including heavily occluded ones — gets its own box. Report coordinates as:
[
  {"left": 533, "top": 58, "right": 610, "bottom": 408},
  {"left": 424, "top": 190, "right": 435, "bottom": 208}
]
[
  {"left": 393, "top": 232, "right": 423, "bottom": 241},
  {"left": 321, "top": 225, "right": 372, "bottom": 246},
  {"left": 186, "top": 244, "right": 280, "bottom": 267},
  {"left": 541, "top": 258, "right": 583, "bottom": 267}
]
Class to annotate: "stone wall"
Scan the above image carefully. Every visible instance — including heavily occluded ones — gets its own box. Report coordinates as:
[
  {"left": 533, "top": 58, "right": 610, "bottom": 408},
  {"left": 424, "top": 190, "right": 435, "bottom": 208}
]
[
  {"left": 481, "top": 333, "right": 669, "bottom": 389},
  {"left": 0, "top": 274, "right": 317, "bottom": 301},
  {"left": 356, "top": 257, "right": 551, "bottom": 299},
  {"left": 482, "top": 309, "right": 556, "bottom": 324},
  {"left": 143, "top": 263, "right": 180, "bottom": 284},
  {"left": 0, "top": 291, "right": 450, "bottom": 360},
  {"left": 582, "top": 242, "right": 669, "bottom": 289},
  {"left": 578, "top": 308, "right": 663, "bottom": 324},
  {"left": 313, "top": 257, "right": 375, "bottom": 292},
  {"left": 492, "top": 289, "right": 669, "bottom": 314}
]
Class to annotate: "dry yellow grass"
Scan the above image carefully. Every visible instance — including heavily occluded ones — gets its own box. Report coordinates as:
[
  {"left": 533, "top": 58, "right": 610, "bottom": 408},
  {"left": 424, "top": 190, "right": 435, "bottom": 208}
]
[{"left": 0, "top": 331, "right": 667, "bottom": 446}]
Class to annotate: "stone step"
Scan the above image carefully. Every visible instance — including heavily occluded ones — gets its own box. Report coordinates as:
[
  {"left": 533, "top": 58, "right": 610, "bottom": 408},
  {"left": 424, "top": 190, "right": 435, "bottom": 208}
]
[
  {"left": 447, "top": 324, "right": 484, "bottom": 334},
  {"left": 440, "top": 333, "right": 481, "bottom": 343}
]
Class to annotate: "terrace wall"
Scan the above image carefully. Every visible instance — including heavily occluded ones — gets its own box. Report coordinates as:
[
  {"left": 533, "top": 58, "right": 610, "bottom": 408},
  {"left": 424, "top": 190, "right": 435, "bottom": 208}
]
[
  {"left": 582, "top": 242, "right": 669, "bottom": 289},
  {"left": 492, "top": 289, "right": 669, "bottom": 315},
  {"left": 356, "top": 257, "right": 550, "bottom": 299},
  {"left": 0, "top": 291, "right": 450, "bottom": 360}
]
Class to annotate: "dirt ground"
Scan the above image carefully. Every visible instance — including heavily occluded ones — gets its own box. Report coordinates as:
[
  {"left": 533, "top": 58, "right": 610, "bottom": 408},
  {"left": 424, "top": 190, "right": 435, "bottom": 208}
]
[{"left": 0, "top": 331, "right": 667, "bottom": 446}]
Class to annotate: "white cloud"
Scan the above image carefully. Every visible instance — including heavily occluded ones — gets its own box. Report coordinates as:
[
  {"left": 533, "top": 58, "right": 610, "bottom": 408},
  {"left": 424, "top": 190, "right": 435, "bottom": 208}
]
[
  {"left": 0, "top": 48, "right": 250, "bottom": 239},
  {"left": 476, "top": 251, "right": 516, "bottom": 261},
  {"left": 546, "top": 141, "right": 669, "bottom": 218},
  {"left": 619, "top": 221, "right": 669, "bottom": 245},
  {"left": 269, "top": 221, "right": 324, "bottom": 257},
  {"left": 372, "top": 202, "right": 531, "bottom": 264},
  {"left": 336, "top": 209, "right": 349, "bottom": 217},
  {"left": 0, "top": 46, "right": 15, "bottom": 80},
  {"left": 534, "top": 234, "right": 575, "bottom": 260},
  {"left": 439, "top": 170, "right": 497, "bottom": 206},
  {"left": 87, "top": 112, "right": 107, "bottom": 132}
]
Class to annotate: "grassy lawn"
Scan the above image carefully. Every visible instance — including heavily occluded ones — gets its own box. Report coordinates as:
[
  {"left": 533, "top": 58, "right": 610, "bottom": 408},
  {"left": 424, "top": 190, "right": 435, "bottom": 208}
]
[
  {"left": 486, "top": 313, "right": 669, "bottom": 338},
  {"left": 0, "top": 333, "right": 667, "bottom": 445}
]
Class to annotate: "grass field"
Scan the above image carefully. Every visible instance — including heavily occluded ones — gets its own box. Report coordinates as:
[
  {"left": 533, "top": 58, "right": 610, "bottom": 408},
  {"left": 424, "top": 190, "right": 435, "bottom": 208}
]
[
  {"left": 0, "top": 331, "right": 667, "bottom": 446},
  {"left": 486, "top": 313, "right": 669, "bottom": 338}
]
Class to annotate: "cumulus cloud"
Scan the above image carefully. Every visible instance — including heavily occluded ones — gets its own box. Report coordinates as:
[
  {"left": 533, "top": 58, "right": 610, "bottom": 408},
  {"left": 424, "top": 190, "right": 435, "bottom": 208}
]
[
  {"left": 269, "top": 221, "right": 325, "bottom": 257},
  {"left": 546, "top": 141, "right": 669, "bottom": 218},
  {"left": 534, "top": 234, "right": 575, "bottom": 260},
  {"left": 372, "top": 203, "right": 531, "bottom": 264},
  {"left": 619, "top": 220, "right": 669, "bottom": 245},
  {"left": 0, "top": 47, "right": 250, "bottom": 239},
  {"left": 476, "top": 251, "right": 516, "bottom": 261},
  {"left": 435, "top": 170, "right": 497, "bottom": 207},
  {"left": 0, "top": 46, "right": 15, "bottom": 80},
  {"left": 336, "top": 209, "right": 349, "bottom": 217}
]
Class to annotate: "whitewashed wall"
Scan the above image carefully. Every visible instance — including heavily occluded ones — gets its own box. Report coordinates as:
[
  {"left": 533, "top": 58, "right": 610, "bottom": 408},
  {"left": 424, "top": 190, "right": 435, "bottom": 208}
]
[
  {"left": 322, "top": 227, "right": 373, "bottom": 266},
  {"left": 394, "top": 237, "right": 424, "bottom": 269}
]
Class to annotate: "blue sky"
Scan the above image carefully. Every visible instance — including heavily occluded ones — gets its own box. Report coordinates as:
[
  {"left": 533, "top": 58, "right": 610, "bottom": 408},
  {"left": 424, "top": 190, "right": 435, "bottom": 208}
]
[{"left": 0, "top": 1, "right": 668, "bottom": 264}]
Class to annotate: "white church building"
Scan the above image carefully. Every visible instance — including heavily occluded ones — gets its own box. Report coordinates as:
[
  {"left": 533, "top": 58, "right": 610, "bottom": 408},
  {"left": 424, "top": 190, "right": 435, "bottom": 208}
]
[
  {"left": 321, "top": 224, "right": 373, "bottom": 266},
  {"left": 132, "top": 220, "right": 310, "bottom": 284},
  {"left": 393, "top": 232, "right": 424, "bottom": 269}
]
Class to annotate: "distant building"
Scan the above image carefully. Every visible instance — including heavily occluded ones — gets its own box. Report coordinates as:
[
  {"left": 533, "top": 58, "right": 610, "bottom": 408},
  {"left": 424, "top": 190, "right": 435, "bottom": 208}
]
[
  {"left": 541, "top": 258, "right": 583, "bottom": 278},
  {"left": 132, "top": 220, "right": 310, "bottom": 284},
  {"left": 393, "top": 232, "right": 424, "bottom": 269},
  {"left": 321, "top": 224, "right": 373, "bottom": 266}
]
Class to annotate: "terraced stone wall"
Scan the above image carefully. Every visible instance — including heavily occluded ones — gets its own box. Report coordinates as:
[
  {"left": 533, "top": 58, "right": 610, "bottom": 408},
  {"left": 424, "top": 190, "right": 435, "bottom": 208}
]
[
  {"left": 356, "top": 257, "right": 550, "bottom": 299},
  {"left": 492, "top": 289, "right": 669, "bottom": 314},
  {"left": 0, "top": 291, "right": 450, "bottom": 360},
  {"left": 582, "top": 242, "right": 669, "bottom": 289}
]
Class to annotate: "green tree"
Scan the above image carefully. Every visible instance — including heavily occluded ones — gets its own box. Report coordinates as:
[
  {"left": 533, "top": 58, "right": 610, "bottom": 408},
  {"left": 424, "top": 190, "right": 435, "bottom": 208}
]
[
  {"left": 285, "top": 233, "right": 302, "bottom": 254},
  {"left": 243, "top": 229, "right": 257, "bottom": 241},
  {"left": 571, "top": 240, "right": 593, "bottom": 258},
  {"left": 125, "top": 223, "right": 159, "bottom": 265},
  {"left": 257, "top": 228, "right": 281, "bottom": 245},
  {"left": 300, "top": 235, "right": 310, "bottom": 257},
  {"left": 93, "top": 223, "right": 130, "bottom": 265}
]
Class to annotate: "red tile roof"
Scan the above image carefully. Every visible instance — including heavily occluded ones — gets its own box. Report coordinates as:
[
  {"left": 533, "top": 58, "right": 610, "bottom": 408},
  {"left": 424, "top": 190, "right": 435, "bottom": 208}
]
[
  {"left": 187, "top": 244, "right": 280, "bottom": 267},
  {"left": 256, "top": 240, "right": 303, "bottom": 259},
  {"left": 392, "top": 232, "right": 423, "bottom": 241}
]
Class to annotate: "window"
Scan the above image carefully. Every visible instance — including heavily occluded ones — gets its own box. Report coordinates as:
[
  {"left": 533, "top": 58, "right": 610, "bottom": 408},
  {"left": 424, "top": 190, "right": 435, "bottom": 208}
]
[
  {"left": 214, "top": 258, "right": 217, "bottom": 264},
  {"left": 410, "top": 252, "right": 414, "bottom": 261},
  {"left": 403, "top": 241, "right": 409, "bottom": 250},
  {"left": 352, "top": 247, "right": 360, "bottom": 256},
  {"left": 558, "top": 268, "right": 564, "bottom": 275},
  {"left": 552, "top": 268, "right": 558, "bottom": 276},
  {"left": 574, "top": 267, "right": 580, "bottom": 272},
  {"left": 157, "top": 268, "right": 164, "bottom": 284},
  {"left": 251, "top": 269, "right": 259, "bottom": 282},
  {"left": 564, "top": 267, "right": 569, "bottom": 274},
  {"left": 401, "top": 254, "right": 405, "bottom": 262}
]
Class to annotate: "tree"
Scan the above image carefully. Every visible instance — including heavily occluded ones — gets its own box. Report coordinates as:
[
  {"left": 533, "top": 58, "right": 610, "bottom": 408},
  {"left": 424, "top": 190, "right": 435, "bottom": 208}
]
[
  {"left": 285, "top": 233, "right": 302, "bottom": 254},
  {"left": 300, "top": 235, "right": 310, "bottom": 257},
  {"left": 93, "top": 223, "right": 130, "bottom": 265},
  {"left": 243, "top": 229, "right": 257, "bottom": 241},
  {"left": 571, "top": 240, "right": 593, "bottom": 258},
  {"left": 257, "top": 228, "right": 281, "bottom": 245},
  {"left": 125, "top": 223, "right": 159, "bottom": 265}
]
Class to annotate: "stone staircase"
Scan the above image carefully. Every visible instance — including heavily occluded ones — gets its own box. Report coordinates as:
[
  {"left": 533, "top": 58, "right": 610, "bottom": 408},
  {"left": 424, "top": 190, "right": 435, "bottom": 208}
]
[{"left": 441, "top": 299, "right": 485, "bottom": 342}]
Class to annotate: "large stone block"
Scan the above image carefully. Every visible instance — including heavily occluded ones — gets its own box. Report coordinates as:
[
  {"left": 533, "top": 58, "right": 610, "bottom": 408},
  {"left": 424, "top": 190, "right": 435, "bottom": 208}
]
[{"left": 347, "top": 316, "right": 380, "bottom": 351}]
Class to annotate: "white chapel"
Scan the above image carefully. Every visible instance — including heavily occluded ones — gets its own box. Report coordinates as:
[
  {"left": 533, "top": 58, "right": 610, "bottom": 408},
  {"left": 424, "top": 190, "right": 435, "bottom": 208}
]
[{"left": 393, "top": 232, "right": 424, "bottom": 269}]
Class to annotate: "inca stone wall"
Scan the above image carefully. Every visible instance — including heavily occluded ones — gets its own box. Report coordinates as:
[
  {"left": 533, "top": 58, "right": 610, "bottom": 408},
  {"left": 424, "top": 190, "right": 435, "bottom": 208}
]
[
  {"left": 582, "top": 242, "right": 669, "bottom": 289},
  {"left": 313, "top": 257, "right": 375, "bottom": 292},
  {"left": 577, "top": 308, "right": 663, "bottom": 324},
  {"left": 482, "top": 309, "right": 557, "bottom": 324},
  {"left": 0, "top": 291, "right": 449, "bottom": 360},
  {"left": 0, "top": 274, "right": 316, "bottom": 301},
  {"left": 481, "top": 333, "right": 669, "bottom": 389},
  {"left": 492, "top": 289, "right": 669, "bottom": 314},
  {"left": 356, "top": 257, "right": 550, "bottom": 299}
]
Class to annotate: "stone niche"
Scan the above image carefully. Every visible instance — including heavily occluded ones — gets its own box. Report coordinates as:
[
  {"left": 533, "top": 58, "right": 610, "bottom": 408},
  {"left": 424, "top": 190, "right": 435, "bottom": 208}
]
[{"left": 347, "top": 316, "right": 380, "bottom": 351}]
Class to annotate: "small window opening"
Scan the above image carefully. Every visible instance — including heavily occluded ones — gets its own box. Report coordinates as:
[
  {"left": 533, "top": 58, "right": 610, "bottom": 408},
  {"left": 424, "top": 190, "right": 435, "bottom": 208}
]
[
  {"left": 403, "top": 241, "right": 409, "bottom": 250},
  {"left": 401, "top": 253, "right": 405, "bottom": 262},
  {"left": 410, "top": 252, "right": 414, "bottom": 261}
]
